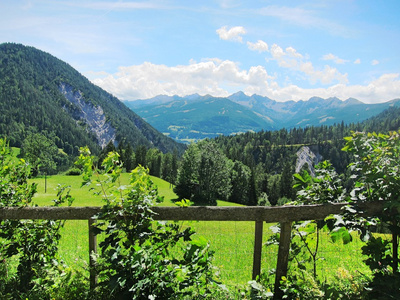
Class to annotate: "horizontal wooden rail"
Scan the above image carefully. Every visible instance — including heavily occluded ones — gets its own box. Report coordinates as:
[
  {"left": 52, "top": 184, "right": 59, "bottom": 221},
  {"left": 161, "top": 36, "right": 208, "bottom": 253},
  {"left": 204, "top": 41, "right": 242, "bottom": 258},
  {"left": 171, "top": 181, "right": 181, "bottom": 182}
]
[
  {"left": 0, "top": 201, "right": 384, "bottom": 221},
  {"left": 0, "top": 201, "right": 385, "bottom": 300}
]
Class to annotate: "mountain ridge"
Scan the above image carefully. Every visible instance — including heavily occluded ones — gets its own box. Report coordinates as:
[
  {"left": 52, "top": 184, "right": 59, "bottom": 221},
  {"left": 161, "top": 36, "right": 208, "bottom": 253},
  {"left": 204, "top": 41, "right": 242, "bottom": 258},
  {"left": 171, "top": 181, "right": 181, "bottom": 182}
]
[
  {"left": 0, "top": 43, "right": 185, "bottom": 154},
  {"left": 125, "top": 93, "right": 400, "bottom": 143}
]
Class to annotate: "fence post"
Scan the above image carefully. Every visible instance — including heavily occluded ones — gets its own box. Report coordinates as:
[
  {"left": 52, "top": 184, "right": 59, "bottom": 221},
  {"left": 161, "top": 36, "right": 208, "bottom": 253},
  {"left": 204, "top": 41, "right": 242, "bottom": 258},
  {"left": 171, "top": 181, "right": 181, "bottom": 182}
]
[
  {"left": 252, "top": 220, "right": 264, "bottom": 280},
  {"left": 88, "top": 219, "right": 98, "bottom": 290},
  {"left": 273, "top": 221, "right": 292, "bottom": 300}
]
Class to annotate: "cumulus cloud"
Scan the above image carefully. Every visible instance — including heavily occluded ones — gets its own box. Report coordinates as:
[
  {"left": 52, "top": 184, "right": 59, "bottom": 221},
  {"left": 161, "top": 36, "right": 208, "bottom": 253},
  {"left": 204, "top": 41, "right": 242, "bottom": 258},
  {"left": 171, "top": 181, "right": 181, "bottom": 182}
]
[
  {"left": 91, "top": 59, "right": 274, "bottom": 100},
  {"left": 243, "top": 73, "right": 400, "bottom": 103},
  {"left": 216, "top": 26, "right": 246, "bottom": 43},
  {"left": 268, "top": 44, "right": 348, "bottom": 85},
  {"left": 354, "top": 58, "right": 361, "bottom": 64},
  {"left": 247, "top": 40, "right": 269, "bottom": 52},
  {"left": 91, "top": 59, "right": 400, "bottom": 104},
  {"left": 322, "top": 53, "right": 348, "bottom": 64}
]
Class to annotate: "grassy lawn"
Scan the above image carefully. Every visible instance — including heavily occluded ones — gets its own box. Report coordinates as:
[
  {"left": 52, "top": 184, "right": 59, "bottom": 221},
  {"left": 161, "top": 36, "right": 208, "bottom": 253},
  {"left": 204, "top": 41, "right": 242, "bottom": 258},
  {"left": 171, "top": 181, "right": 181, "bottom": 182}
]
[{"left": 29, "top": 173, "right": 373, "bottom": 288}]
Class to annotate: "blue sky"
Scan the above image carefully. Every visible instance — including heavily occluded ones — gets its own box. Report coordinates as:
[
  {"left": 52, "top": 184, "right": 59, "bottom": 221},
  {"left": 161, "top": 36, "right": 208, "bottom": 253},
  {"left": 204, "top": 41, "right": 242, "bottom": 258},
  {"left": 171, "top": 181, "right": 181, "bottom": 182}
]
[{"left": 1, "top": 0, "right": 399, "bottom": 103}]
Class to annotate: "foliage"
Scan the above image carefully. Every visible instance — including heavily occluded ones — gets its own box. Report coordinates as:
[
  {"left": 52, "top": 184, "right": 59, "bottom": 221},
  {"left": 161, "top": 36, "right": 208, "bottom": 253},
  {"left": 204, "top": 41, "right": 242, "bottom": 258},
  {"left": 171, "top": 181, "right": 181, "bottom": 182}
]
[
  {"left": 65, "top": 167, "right": 82, "bottom": 176},
  {"left": 21, "top": 131, "right": 65, "bottom": 176},
  {"left": 293, "top": 160, "right": 348, "bottom": 205},
  {"left": 174, "top": 140, "right": 232, "bottom": 205},
  {"left": 270, "top": 130, "right": 400, "bottom": 299},
  {"left": 76, "top": 147, "right": 222, "bottom": 299},
  {"left": 0, "top": 138, "right": 74, "bottom": 298},
  {"left": 340, "top": 130, "right": 400, "bottom": 298},
  {"left": 0, "top": 42, "right": 185, "bottom": 156}
]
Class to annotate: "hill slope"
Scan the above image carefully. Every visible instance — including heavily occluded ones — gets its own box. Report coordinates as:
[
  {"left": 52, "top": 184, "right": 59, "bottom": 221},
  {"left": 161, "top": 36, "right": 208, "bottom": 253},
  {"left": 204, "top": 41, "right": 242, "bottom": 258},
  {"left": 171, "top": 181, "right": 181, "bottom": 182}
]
[
  {"left": 0, "top": 43, "right": 185, "bottom": 154},
  {"left": 126, "top": 95, "right": 274, "bottom": 142}
]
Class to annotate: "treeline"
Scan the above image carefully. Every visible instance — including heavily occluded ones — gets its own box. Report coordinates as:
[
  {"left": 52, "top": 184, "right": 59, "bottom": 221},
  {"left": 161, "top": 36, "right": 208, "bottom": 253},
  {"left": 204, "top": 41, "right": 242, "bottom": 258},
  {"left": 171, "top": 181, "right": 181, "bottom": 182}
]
[{"left": 96, "top": 140, "right": 180, "bottom": 186}]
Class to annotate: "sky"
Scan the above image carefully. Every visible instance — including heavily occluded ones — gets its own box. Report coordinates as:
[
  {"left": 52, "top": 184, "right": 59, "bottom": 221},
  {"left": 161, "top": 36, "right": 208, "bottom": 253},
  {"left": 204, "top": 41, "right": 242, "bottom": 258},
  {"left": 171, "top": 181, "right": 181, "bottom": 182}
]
[{"left": 1, "top": 0, "right": 400, "bottom": 104}]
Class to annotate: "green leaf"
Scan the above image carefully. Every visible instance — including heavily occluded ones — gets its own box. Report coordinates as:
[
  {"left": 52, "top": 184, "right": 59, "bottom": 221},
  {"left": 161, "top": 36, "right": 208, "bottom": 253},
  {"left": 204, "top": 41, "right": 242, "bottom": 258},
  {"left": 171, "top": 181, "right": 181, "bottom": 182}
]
[{"left": 330, "top": 227, "right": 352, "bottom": 244}]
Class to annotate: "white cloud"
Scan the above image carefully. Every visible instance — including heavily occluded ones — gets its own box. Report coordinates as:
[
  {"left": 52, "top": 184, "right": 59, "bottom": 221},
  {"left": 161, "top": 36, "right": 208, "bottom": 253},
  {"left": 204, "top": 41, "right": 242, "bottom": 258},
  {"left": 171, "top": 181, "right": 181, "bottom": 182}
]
[
  {"left": 91, "top": 60, "right": 400, "bottom": 104},
  {"left": 247, "top": 40, "right": 269, "bottom": 52},
  {"left": 372, "top": 59, "right": 380, "bottom": 66},
  {"left": 243, "top": 73, "right": 400, "bottom": 104},
  {"left": 322, "top": 53, "right": 348, "bottom": 64},
  {"left": 216, "top": 26, "right": 246, "bottom": 43},
  {"left": 354, "top": 58, "right": 361, "bottom": 64},
  {"left": 92, "top": 59, "right": 274, "bottom": 100},
  {"left": 268, "top": 44, "right": 348, "bottom": 85}
]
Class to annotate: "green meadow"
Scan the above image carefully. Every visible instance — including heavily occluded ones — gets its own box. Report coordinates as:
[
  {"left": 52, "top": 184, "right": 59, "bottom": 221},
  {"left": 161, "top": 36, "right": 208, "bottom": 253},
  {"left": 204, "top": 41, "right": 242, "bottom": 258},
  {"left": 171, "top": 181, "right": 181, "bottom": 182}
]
[{"left": 29, "top": 174, "right": 372, "bottom": 288}]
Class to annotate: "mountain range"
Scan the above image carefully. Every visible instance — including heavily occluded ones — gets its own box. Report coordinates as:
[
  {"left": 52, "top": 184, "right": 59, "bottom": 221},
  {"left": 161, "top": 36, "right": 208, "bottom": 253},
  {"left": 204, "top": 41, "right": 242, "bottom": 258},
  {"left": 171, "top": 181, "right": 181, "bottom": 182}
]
[
  {"left": 125, "top": 92, "right": 400, "bottom": 143},
  {"left": 0, "top": 43, "right": 185, "bottom": 154}
]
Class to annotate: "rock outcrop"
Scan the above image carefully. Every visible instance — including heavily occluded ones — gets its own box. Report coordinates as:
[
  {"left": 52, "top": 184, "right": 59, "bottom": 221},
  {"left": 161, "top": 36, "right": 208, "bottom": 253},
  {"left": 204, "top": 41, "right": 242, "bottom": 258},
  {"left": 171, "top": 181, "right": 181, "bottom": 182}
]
[
  {"left": 295, "top": 146, "right": 323, "bottom": 177},
  {"left": 59, "top": 83, "right": 116, "bottom": 148}
]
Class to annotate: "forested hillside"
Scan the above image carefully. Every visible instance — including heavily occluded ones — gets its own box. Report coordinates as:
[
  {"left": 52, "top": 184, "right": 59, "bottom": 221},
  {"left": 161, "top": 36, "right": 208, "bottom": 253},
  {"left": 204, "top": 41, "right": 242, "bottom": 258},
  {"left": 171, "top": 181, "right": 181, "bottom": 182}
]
[
  {"left": 172, "top": 106, "right": 400, "bottom": 206},
  {"left": 0, "top": 43, "right": 185, "bottom": 156}
]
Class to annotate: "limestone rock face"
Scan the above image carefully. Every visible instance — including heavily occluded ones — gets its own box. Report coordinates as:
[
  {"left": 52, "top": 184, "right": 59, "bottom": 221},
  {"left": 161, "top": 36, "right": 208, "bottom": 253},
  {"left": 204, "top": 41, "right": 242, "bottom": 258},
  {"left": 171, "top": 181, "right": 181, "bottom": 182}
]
[
  {"left": 295, "top": 146, "right": 323, "bottom": 176},
  {"left": 59, "top": 82, "right": 116, "bottom": 148}
]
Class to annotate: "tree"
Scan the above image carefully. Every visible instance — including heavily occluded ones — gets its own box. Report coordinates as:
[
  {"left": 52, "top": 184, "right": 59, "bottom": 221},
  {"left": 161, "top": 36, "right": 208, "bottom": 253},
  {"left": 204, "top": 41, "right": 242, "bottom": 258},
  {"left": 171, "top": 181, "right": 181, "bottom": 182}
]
[
  {"left": 229, "top": 161, "right": 252, "bottom": 205},
  {"left": 135, "top": 145, "right": 147, "bottom": 167},
  {"left": 174, "top": 141, "right": 232, "bottom": 205},
  {"left": 280, "top": 162, "right": 294, "bottom": 200},
  {"left": 174, "top": 143, "right": 200, "bottom": 200},
  {"left": 21, "top": 132, "right": 59, "bottom": 177},
  {"left": 123, "top": 143, "right": 135, "bottom": 172},
  {"left": 268, "top": 175, "right": 281, "bottom": 206},
  {"left": 146, "top": 148, "right": 162, "bottom": 177},
  {"left": 196, "top": 141, "right": 232, "bottom": 205}
]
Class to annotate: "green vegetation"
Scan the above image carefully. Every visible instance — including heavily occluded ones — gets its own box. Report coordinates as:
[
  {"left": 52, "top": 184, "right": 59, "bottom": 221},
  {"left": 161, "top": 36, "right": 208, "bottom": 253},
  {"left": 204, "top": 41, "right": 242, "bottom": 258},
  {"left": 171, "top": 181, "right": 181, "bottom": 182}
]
[
  {"left": 3, "top": 42, "right": 400, "bottom": 298},
  {"left": 128, "top": 96, "right": 273, "bottom": 142},
  {"left": 253, "top": 130, "right": 400, "bottom": 299},
  {"left": 3, "top": 131, "right": 400, "bottom": 298},
  {"left": 0, "top": 43, "right": 185, "bottom": 157},
  {"left": 75, "top": 148, "right": 218, "bottom": 299},
  {"left": 0, "top": 138, "right": 75, "bottom": 298},
  {"left": 28, "top": 172, "right": 375, "bottom": 293}
]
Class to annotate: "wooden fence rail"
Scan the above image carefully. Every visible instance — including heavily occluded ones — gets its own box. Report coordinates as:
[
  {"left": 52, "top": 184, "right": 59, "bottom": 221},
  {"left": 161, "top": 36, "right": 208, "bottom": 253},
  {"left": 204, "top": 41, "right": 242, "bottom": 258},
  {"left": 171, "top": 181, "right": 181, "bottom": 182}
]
[{"left": 0, "top": 202, "right": 384, "bottom": 299}]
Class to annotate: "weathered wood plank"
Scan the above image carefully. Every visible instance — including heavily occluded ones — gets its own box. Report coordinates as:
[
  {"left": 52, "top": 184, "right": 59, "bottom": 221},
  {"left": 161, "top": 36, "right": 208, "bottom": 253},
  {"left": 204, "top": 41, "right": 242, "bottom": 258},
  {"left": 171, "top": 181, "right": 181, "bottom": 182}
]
[
  {"left": 88, "top": 219, "right": 98, "bottom": 290},
  {"left": 274, "top": 221, "right": 292, "bottom": 300},
  {"left": 0, "top": 201, "right": 384, "bottom": 221},
  {"left": 252, "top": 220, "right": 264, "bottom": 280},
  {"left": 0, "top": 206, "right": 101, "bottom": 220}
]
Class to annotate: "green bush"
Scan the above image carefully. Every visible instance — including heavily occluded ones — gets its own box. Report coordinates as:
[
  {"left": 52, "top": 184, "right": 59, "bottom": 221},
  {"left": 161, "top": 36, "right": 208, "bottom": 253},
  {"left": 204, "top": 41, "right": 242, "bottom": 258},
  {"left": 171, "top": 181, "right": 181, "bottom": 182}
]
[
  {"left": 0, "top": 138, "right": 75, "bottom": 298},
  {"left": 65, "top": 167, "right": 82, "bottom": 175},
  {"left": 76, "top": 148, "right": 224, "bottom": 299}
]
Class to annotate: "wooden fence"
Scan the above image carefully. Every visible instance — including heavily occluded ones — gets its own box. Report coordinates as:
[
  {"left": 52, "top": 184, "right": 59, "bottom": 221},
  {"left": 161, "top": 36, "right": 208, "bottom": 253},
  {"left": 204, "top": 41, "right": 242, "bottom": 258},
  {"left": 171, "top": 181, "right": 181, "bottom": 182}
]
[{"left": 0, "top": 201, "right": 384, "bottom": 299}]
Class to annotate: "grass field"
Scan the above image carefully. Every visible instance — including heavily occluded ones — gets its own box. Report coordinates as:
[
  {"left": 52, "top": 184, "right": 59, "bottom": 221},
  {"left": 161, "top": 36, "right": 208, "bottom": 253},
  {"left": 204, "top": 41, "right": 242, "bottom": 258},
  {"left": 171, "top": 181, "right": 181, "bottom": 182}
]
[{"left": 29, "top": 173, "right": 373, "bottom": 288}]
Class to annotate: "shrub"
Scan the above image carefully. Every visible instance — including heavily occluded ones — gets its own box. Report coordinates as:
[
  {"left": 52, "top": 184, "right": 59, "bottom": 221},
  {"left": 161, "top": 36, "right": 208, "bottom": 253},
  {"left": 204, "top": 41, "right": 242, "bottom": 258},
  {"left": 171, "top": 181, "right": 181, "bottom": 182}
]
[
  {"left": 65, "top": 167, "right": 82, "bottom": 175},
  {"left": 0, "top": 138, "right": 75, "bottom": 298},
  {"left": 76, "top": 147, "right": 223, "bottom": 299}
]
